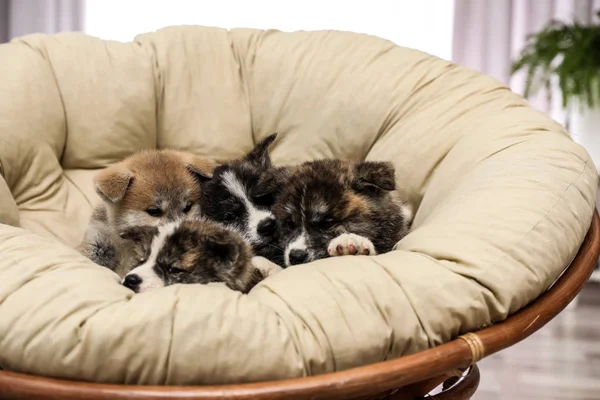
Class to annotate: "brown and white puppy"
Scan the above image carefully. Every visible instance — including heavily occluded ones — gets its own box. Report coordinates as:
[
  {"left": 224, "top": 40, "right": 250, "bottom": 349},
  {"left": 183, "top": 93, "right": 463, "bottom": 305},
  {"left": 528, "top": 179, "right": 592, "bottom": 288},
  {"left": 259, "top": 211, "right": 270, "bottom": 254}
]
[
  {"left": 120, "top": 217, "right": 282, "bottom": 294},
  {"left": 273, "top": 159, "right": 413, "bottom": 267},
  {"left": 77, "top": 149, "right": 217, "bottom": 276},
  {"left": 200, "top": 133, "right": 290, "bottom": 266}
]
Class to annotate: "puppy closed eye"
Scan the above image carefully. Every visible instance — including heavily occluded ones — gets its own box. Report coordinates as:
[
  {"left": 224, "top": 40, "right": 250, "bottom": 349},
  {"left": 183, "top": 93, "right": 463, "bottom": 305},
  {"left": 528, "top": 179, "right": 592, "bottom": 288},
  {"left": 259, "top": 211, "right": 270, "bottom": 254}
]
[
  {"left": 320, "top": 217, "right": 337, "bottom": 229},
  {"left": 159, "top": 262, "right": 186, "bottom": 274},
  {"left": 253, "top": 192, "right": 275, "bottom": 208},
  {"left": 183, "top": 202, "right": 193, "bottom": 213},
  {"left": 223, "top": 202, "right": 243, "bottom": 222},
  {"left": 223, "top": 212, "right": 238, "bottom": 222},
  {"left": 283, "top": 216, "right": 295, "bottom": 230},
  {"left": 167, "top": 266, "right": 185, "bottom": 274},
  {"left": 146, "top": 207, "right": 163, "bottom": 217}
]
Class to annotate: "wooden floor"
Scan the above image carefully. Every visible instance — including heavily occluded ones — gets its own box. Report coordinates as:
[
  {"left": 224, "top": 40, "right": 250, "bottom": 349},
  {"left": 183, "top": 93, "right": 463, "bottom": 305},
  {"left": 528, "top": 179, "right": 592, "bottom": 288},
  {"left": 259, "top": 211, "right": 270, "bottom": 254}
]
[{"left": 471, "top": 282, "right": 600, "bottom": 400}]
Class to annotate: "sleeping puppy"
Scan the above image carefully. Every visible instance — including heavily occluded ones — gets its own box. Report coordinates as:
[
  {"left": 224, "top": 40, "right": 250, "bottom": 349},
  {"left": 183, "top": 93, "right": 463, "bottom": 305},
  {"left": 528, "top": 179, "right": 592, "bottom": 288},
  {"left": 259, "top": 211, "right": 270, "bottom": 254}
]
[
  {"left": 273, "top": 159, "right": 413, "bottom": 267},
  {"left": 77, "top": 149, "right": 217, "bottom": 277},
  {"left": 200, "top": 133, "right": 289, "bottom": 266},
  {"left": 120, "top": 217, "right": 282, "bottom": 294}
]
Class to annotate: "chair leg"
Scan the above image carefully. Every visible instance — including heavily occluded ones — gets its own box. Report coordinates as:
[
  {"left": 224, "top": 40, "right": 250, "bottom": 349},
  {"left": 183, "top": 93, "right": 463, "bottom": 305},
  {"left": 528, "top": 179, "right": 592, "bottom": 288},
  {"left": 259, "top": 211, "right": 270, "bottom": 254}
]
[{"left": 423, "top": 364, "right": 480, "bottom": 400}]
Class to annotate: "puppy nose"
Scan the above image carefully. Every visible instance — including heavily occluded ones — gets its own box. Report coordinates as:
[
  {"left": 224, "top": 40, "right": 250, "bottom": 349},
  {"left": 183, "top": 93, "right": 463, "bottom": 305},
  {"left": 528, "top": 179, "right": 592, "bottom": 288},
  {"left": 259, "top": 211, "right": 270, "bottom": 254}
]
[
  {"left": 123, "top": 274, "right": 142, "bottom": 290},
  {"left": 288, "top": 249, "right": 309, "bottom": 265},
  {"left": 257, "top": 218, "right": 277, "bottom": 237}
]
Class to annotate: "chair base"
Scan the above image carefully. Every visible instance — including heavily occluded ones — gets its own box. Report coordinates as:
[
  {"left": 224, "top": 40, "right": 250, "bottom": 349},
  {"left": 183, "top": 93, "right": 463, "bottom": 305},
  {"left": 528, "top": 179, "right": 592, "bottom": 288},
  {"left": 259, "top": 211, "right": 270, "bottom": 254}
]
[
  {"left": 425, "top": 365, "right": 479, "bottom": 400},
  {"left": 363, "top": 365, "right": 480, "bottom": 400}
]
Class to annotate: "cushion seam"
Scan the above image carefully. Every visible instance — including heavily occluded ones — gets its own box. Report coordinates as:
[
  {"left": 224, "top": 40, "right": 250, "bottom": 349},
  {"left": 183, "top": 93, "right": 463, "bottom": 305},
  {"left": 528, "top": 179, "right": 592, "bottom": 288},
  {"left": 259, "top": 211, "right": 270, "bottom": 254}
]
[
  {"left": 252, "top": 284, "right": 310, "bottom": 376},
  {"left": 62, "top": 172, "right": 93, "bottom": 208},
  {"left": 367, "top": 257, "right": 432, "bottom": 349},
  {"left": 518, "top": 159, "right": 591, "bottom": 242},
  {"left": 133, "top": 36, "right": 162, "bottom": 148},
  {"left": 228, "top": 30, "right": 255, "bottom": 143},
  {"left": 12, "top": 41, "right": 68, "bottom": 164}
]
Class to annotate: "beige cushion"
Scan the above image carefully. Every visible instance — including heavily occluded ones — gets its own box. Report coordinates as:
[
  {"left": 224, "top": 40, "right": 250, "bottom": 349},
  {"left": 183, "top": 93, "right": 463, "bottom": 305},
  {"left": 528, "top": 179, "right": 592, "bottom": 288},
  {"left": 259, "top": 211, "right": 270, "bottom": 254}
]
[{"left": 0, "top": 26, "right": 597, "bottom": 385}]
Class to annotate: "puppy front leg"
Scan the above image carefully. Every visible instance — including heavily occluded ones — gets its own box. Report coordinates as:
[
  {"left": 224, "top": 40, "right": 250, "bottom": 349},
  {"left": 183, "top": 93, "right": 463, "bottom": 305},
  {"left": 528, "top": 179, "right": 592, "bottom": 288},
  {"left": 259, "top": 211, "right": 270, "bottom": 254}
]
[
  {"left": 252, "top": 256, "right": 283, "bottom": 277},
  {"left": 327, "top": 233, "right": 376, "bottom": 257}
]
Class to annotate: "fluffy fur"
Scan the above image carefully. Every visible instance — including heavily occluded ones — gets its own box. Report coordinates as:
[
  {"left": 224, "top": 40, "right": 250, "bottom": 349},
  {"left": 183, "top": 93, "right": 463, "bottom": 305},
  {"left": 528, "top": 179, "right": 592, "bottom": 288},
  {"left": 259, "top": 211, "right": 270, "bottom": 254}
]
[
  {"left": 121, "top": 218, "right": 282, "bottom": 294},
  {"left": 273, "top": 159, "right": 413, "bottom": 267},
  {"left": 77, "top": 149, "right": 217, "bottom": 276},
  {"left": 200, "top": 133, "right": 289, "bottom": 266}
]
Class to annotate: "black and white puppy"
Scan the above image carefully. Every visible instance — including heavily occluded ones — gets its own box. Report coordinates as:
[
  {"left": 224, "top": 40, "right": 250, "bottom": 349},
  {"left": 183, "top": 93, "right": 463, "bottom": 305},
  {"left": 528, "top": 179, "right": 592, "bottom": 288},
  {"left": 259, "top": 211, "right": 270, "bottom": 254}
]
[
  {"left": 120, "top": 217, "right": 282, "bottom": 294},
  {"left": 199, "top": 133, "right": 289, "bottom": 266},
  {"left": 273, "top": 159, "right": 413, "bottom": 267}
]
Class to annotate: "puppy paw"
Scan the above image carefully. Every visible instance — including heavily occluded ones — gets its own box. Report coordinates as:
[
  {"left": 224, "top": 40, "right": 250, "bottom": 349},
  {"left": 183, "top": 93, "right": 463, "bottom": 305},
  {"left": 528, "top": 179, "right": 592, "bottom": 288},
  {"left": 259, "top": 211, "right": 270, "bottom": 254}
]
[
  {"left": 327, "top": 233, "right": 376, "bottom": 257},
  {"left": 252, "top": 256, "right": 283, "bottom": 277}
]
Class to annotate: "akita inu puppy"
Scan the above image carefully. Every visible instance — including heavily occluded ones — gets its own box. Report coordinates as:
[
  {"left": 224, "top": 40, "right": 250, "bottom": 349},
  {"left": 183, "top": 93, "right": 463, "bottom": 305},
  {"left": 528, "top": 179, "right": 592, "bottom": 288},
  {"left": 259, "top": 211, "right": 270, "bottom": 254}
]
[
  {"left": 77, "top": 149, "right": 217, "bottom": 276},
  {"left": 273, "top": 159, "right": 413, "bottom": 267},
  {"left": 120, "top": 217, "right": 282, "bottom": 294},
  {"left": 200, "top": 133, "right": 290, "bottom": 266}
]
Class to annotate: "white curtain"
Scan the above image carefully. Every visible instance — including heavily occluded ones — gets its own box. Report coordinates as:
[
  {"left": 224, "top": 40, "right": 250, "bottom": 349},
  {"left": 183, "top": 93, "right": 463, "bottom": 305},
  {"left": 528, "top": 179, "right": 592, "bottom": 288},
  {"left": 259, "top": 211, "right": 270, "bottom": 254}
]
[
  {"left": 0, "top": 0, "right": 84, "bottom": 43},
  {"left": 452, "top": 0, "right": 600, "bottom": 126}
]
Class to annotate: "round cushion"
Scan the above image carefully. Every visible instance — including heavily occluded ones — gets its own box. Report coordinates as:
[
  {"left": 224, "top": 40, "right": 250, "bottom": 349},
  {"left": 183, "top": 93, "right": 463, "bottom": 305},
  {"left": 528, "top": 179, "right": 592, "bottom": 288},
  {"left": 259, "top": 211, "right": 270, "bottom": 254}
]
[{"left": 0, "top": 26, "right": 597, "bottom": 385}]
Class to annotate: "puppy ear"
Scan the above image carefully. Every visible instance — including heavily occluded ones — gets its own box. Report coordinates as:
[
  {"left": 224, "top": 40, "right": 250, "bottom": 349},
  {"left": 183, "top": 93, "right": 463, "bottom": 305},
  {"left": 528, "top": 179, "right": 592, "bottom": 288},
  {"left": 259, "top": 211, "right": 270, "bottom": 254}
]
[
  {"left": 94, "top": 165, "right": 134, "bottom": 203},
  {"left": 255, "top": 166, "right": 290, "bottom": 201},
  {"left": 183, "top": 155, "right": 218, "bottom": 183},
  {"left": 244, "top": 133, "right": 278, "bottom": 168},
  {"left": 119, "top": 225, "right": 159, "bottom": 243},
  {"left": 204, "top": 234, "right": 239, "bottom": 265},
  {"left": 353, "top": 161, "right": 396, "bottom": 193},
  {"left": 186, "top": 165, "right": 214, "bottom": 183},
  {"left": 119, "top": 225, "right": 158, "bottom": 263}
]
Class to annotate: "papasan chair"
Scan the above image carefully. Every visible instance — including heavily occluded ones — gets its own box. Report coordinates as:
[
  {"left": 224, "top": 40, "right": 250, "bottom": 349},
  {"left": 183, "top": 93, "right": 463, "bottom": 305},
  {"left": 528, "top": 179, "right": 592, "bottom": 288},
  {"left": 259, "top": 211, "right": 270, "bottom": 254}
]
[{"left": 0, "top": 26, "right": 598, "bottom": 400}]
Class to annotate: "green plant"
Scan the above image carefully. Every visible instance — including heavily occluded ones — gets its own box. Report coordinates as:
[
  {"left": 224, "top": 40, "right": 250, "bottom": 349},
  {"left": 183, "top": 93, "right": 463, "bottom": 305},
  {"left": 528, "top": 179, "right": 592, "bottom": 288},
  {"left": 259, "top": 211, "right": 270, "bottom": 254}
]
[{"left": 510, "top": 11, "right": 600, "bottom": 110}]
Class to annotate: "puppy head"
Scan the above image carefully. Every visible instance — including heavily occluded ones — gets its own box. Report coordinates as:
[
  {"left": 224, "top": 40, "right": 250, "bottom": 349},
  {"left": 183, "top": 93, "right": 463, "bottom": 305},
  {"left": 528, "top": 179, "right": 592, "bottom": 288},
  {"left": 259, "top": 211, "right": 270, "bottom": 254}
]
[
  {"left": 274, "top": 159, "right": 398, "bottom": 267},
  {"left": 94, "top": 150, "right": 217, "bottom": 231},
  {"left": 121, "top": 218, "right": 262, "bottom": 294},
  {"left": 200, "top": 133, "right": 288, "bottom": 263}
]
